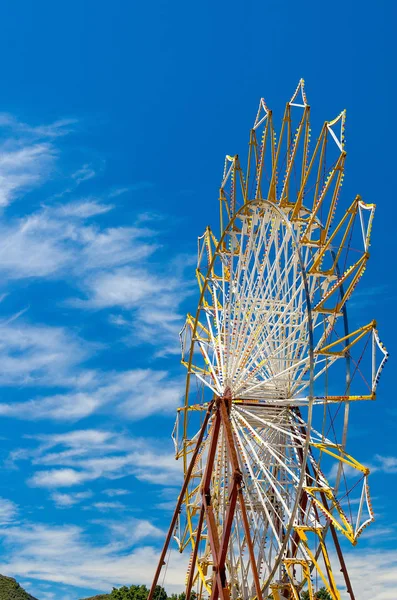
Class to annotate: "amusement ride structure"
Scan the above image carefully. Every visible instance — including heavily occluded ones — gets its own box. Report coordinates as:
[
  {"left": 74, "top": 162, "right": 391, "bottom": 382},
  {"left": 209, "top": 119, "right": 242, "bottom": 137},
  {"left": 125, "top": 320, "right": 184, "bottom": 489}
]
[{"left": 148, "top": 80, "right": 388, "bottom": 600}]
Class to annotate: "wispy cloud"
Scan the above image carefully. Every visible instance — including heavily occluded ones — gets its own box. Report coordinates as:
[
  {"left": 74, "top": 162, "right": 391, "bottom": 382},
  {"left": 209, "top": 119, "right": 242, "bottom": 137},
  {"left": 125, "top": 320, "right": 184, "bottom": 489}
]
[
  {"left": 72, "top": 164, "right": 96, "bottom": 185},
  {"left": 90, "top": 501, "right": 127, "bottom": 512},
  {"left": 0, "top": 187, "right": 190, "bottom": 354},
  {"left": 79, "top": 263, "right": 191, "bottom": 355},
  {"left": 0, "top": 202, "right": 156, "bottom": 279},
  {"left": 0, "top": 170, "right": 188, "bottom": 420},
  {"left": 0, "top": 112, "right": 190, "bottom": 599},
  {"left": 0, "top": 143, "right": 57, "bottom": 206},
  {"left": 108, "top": 187, "right": 131, "bottom": 198},
  {"left": 0, "top": 515, "right": 188, "bottom": 593},
  {"left": 0, "top": 114, "right": 77, "bottom": 207},
  {"left": 370, "top": 454, "right": 397, "bottom": 474},
  {"left": 336, "top": 548, "right": 397, "bottom": 599},
  {"left": 51, "top": 490, "right": 93, "bottom": 508},
  {"left": 0, "top": 319, "right": 91, "bottom": 387},
  {"left": 55, "top": 199, "right": 113, "bottom": 218},
  {"left": 8, "top": 428, "right": 181, "bottom": 491},
  {"left": 0, "top": 368, "right": 182, "bottom": 421},
  {"left": 102, "top": 488, "right": 130, "bottom": 497},
  {"left": 0, "top": 497, "right": 18, "bottom": 524},
  {"left": 0, "top": 113, "right": 77, "bottom": 138},
  {"left": 108, "top": 182, "right": 154, "bottom": 198},
  {"left": 348, "top": 284, "right": 392, "bottom": 310}
]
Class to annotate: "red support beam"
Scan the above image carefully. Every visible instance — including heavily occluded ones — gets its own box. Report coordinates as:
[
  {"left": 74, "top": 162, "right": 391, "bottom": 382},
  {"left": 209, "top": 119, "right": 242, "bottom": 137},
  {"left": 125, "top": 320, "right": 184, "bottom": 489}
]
[
  {"left": 150, "top": 391, "right": 265, "bottom": 600},
  {"left": 219, "top": 394, "right": 264, "bottom": 600},
  {"left": 218, "top": 479, "right": 239, "bottom": 568},
  {"left": 185, "top": 505, "right": 205, "bottom": 600},
  {"left": 147, "top": 401, "right": 215, "bottom": 600},
  {"left": 201, "top": 406, "right": 230, "bottom": 600}
]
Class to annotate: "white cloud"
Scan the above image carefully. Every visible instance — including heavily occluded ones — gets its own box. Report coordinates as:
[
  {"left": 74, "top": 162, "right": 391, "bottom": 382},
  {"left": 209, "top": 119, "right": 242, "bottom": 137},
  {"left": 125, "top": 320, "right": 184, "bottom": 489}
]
[
  {"left": 78, "top": 264, "right": 190, "bottom": 355},
  {"left": 51, "top": 490, "right": 93, "bottom": 508},
  {"left": 108, "top": 186, "right": 131, "bottom": 198},
  {"left": 77, "top": 268, "right": 161, "bottom": 309},
  {"left": 338, "top": 548, "right": 397, "bottom": 599},
  {"left": 371, "top": 454, "right": 397, "bottom": 473},
  {"left": 56, "top": 199, "right": 113, "bottom": 218},
  {"left": 0, "top": 320, "right": 90, "bottom": 387},
  {"left": 0, "top": 113, "right": 76, "bottom": 138},
  {"left": 0, "top": 500, "right": 395, "bottom": 600},
  {"left": 0, "top": 212, "right": 73, "bottom": 277},
  {"left": 90, "top": 502, "right": 126, "bottom": 512},
  {"left": 348, "top": 284, "right": 391, "bottom": 310},
  {"left": 30, "top": 469, "right": 89, "bottom": 488},
  {"left": 75, "top": 228, "right": 157, "bottom": 272},
  {"left": 0, "top": 143, "right": 57, "bottom": 206},
  {"left": 0, "top": 391, "right": 101, "bottom": 422},
  {"left": 37, "top": 429, "right": 113, "bottom": 450},
  {"left": 0, "top": 112, "right": 192, "bottom": 599},
  {"left": 0, "top": 114, "right": 76, "bottom": 207},
  {"left": 109, "top": 369, "right": 182, "bottom": 419},
  {"left": 0, "top": 205, "right": 156, "bottom": 279},
  {"left": 0, "top": 518, "right": 187, "bottom": 593},
  {"left": 72, "top": 164, "right": 96, "bottom": 185},
  {"left": 0, "top": 497, "right": 18, "bottom": 524},
  {"left": 0, "top": 368, "right": 182, "bottom": 421},
  {"left": 10, "top": 428, "right": 181, "bottom": 490},
  {"left": 0, "top": 112, "right": 188, "bottom": 353},
  {"left": 0, "top": 179, "right": 190, "bottom": 354},
  {"left": 108, "top": 182, "right": 154, "bottom": 199},
  {"left": 155, "top": 500, "right": 176, "bottom": 511},
  {"left": 102, "top": 488, "right": 130, "bottom": 497},
  {"left": 328, "top": 462, "right": 358, "bottom": 481},
  {"left": 135, "top": 211, "right": 165, "bottom": 224},
  {"left": 0, "top": 194, "right": 186, "bottom": 417},
  {"left": 99, "top": 518, "right": 163, "bottom": 545}
]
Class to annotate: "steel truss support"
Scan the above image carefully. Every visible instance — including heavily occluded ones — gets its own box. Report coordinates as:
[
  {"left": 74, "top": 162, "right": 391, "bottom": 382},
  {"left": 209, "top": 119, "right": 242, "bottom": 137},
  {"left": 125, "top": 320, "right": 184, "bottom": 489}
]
[
  {"left": 202, "top": 389, "right": 263, "bottom": 600},
  {"left": 147, "top": 400, "right": 214, "bottom": 600},
  {"left": 148, "top": 390, "right": 264, "bottom": 600}
]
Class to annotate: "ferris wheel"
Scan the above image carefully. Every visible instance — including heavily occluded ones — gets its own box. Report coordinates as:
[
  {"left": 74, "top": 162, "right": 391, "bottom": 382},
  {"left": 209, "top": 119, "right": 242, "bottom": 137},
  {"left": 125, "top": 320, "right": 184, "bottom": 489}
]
[{"left": 148, "top": 80, "right": 388, "bottom": 600}]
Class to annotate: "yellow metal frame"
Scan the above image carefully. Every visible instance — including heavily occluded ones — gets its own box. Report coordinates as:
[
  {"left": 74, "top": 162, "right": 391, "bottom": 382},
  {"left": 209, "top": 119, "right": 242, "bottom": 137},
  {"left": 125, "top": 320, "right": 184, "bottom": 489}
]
[
  {"left": 173, "top": 80, "right": 387, "bottom": 600},
  {"left": 294, "top": 527, "right": 341, "bottom": 600}
]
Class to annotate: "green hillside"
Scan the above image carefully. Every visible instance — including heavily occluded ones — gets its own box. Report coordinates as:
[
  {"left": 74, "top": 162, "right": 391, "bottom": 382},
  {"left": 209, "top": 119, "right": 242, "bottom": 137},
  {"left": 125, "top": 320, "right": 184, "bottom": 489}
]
[
  {"left": 0, "top": 575, "right": 38, "bottom": 600},
  {"left": 80, "top": 595, "right": 111, "bottom": 600}
]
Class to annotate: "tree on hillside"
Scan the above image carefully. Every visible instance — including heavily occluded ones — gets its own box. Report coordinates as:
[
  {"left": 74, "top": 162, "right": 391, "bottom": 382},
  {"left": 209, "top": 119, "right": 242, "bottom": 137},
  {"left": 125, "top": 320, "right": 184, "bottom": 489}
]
[
  {"left": 169, "top": 593, "right": 197, "bottom": 600},
  {"left": 154, "top": 586, "right": 168, "bottom": 600},
  {"left": 110, "top": 585, "right": 168, "bottom": 600},
  {"left": 314, "top": 589, "right": 332, "bottom": 600},
  {"left": 301, "top": 588, "right": 332, "bottom": 600},
  {"left": 0, "top": 574, "right": 38, "bottom": 600}
]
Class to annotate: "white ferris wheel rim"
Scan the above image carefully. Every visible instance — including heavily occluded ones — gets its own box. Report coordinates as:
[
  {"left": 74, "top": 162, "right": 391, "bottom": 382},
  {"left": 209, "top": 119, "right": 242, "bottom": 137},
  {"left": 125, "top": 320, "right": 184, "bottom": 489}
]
[{"left": 182, "top": 198, "right": 330, "bottom": 592}]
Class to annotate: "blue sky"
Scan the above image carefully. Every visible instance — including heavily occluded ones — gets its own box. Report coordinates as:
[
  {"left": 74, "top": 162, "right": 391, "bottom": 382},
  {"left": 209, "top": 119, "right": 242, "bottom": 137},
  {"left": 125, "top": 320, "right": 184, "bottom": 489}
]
[{"left": 0, "top": 1, "right": 395, "bottom": 599}]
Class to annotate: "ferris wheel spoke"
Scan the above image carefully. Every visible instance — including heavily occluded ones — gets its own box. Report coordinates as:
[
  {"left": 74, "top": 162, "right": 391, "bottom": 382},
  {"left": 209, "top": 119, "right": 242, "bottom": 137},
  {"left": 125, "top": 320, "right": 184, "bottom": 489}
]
[
  {"left": 233, "top": 410, "right": 302, "bottom": 486},
  {"left": 293, "top": 355, "right": 340, "bottom": 397},
  {"left": 231, "top": 416, "right": 285, "bottom": 552},
  {"left": 235, "top": 215, "right": 268, "bottom": 298},
  {"left": 235, "top": 406, "right": 305, "bottom": 445},
  {"left": 203, "top": 309, "right": 224, "bottom": 382},
  {"left": 232, "top": 264, "right": 307, "bottom": 386},
  {"left": 232, "top": 315, "right": 309, "bottom": 397},
  {"left": 235, "top": 271, "right": 307, "bottom": 365},
  {"left": 236, "top": 332, "right": 308, "bottom": 395},
  {"left": 227, "top": 217, "right": 290, "bottom": 360},
  {"left": 232, "top": 414, "right": 294, "bottom": 524}
]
